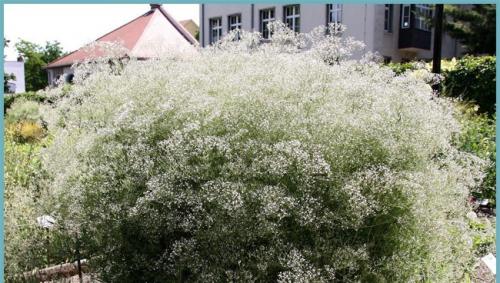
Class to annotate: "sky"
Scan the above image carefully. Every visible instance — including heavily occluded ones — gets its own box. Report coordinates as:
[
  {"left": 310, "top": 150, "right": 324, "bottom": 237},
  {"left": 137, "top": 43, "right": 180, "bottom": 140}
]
[{"left": 4, "top": 4, "right": 199, "bottom": 60}]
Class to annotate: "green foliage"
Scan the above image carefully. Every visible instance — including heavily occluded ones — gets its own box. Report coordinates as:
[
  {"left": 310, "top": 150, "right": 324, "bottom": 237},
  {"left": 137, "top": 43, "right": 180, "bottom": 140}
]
[
  {"left": 456, "top": 104, "right": 496, "bottom": 203},
  {"left": 15, "top": 40, "right": 65, "bottom": 91},
  {"left": 443, "top": 56, "right": 496, "bottom": 115},
  {"left": 389, "top": 56, "right": 496, "bottom": 116},
  {"left": 468, "top": 214, "right": 496, "bottom": 257},
  {"left": 4, "top": 132, "right": 47, "bottom": 278},
  {"left": 386, "top": 61, "right": 419, "bottom": 75},
  {"left": 41, "top": 27, "right": 484, "bottom": 282},
  {"left": 4, "top": 72, "right": 16, "bottom": 93},
  {"left": 444, "top": 4, "right": 496, "bottom": 55},
  {"left": 15, "top": 40, "right": 46, "bottom": 92},
  {"left": 4, "top": 92, "right": 48, "bottom": 114},
  {"left": 3, "top": 97, "right": 77, "bottom": 281},
  {"left": 6, "top": 98, "right": 42, "bottom": 124},
  {"left": 5, "top": 97, "right": 48, "bottom": 144},
  {"left": 41, "top": 41, "right": 65, "bottom": 64},
  {"left": 4, "top": 124, "right": 75, "bottom": 281}
]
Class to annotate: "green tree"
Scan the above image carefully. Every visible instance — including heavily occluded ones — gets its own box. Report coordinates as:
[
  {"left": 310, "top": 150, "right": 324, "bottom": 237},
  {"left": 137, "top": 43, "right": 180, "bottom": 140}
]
[
  {"left": 444, "top": 4, "right": 496, "bottom": 55},
  {"left": 42, "top": 41, "right": 65, "bottom": 64},
  {"left": 15, "top": 40, "right": 65, "bottom": 91}
]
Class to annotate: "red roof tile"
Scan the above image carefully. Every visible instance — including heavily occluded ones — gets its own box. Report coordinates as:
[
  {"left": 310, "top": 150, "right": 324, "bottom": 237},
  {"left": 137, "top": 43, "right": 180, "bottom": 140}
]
[{"left": 46, "top": 6, "right": 196, "bottom": 69}]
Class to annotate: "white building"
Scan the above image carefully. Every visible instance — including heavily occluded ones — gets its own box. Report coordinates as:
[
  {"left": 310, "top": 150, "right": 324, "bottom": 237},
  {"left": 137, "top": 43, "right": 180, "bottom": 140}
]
[
  {"left": 4, "top": 59, "right": 26, "bottom": 93},
  {"left": 200, "top": 4, "right": 464, "bottom": 62}
]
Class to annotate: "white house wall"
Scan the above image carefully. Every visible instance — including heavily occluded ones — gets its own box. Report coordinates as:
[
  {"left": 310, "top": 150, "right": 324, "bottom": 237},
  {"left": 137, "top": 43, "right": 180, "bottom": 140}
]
[
  {"left": 131, "top": 9, "right": 196, "bottom": 57},
  {"left": 203, "top": 4, "right": 253, "bottom": 34},
  {"left": 201, "top": 4, "right": 465, "bottom": 62},
  {"left": 201, "top": 4, "right": 375, "bottom": 49},
  {"left": 252, "top": 4, "right": 338, "bottom": 33}
]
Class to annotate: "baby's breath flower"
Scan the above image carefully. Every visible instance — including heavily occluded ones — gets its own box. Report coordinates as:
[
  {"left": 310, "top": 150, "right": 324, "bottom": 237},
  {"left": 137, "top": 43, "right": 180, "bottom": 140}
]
[{"left": 34, "top": 22, "right": 486, "bottom": 282}]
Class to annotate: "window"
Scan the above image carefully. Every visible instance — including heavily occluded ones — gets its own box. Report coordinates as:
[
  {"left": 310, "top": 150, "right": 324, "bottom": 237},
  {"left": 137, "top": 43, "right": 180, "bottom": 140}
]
[
  {"left": 228, "top": 14, "right": 242, "bottom": 40},
  {"left": 283, "top": 5, "right": 300, "bottom": 32},
  {"left": 260, "top": 8, "right": 275, "bottom": 39},
  {"left": 415, "top": 4, "right": 432, "bottom": 31},
  {"left": 209, "top": 17, "right": 222, "bottom": 44},
  {"left": 7, "top": 82, "right": 16, "bottom": 93},
  {"left": 327, "top": 4, "right": 342, "bottom": 24},
  {"left": 384, "top": 4, "right": 393, "bottom": 32},
  {"left": 401, "top": 4, "right": 411, "bottom": 29},
  {"left": 228, "top": 14, "right": 242, "bottom": 31},
  {"left": 65, "top": 73, "right": 74, "bottom": 84}
]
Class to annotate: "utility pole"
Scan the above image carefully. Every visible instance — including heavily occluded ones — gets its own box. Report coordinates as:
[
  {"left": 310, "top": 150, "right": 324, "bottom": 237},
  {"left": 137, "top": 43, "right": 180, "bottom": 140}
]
[{"left": 432, "top": 4, "right": 444, "bottom": 93}]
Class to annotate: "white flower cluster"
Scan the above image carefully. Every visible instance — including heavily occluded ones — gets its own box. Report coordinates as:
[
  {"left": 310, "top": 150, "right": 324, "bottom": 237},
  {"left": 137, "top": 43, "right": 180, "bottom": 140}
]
[
  {"left": 39, "top": 23, "right": 485, "bottom": 282},
  {"left": 212, "top": 22, "right": 364, "bottom": 63}
]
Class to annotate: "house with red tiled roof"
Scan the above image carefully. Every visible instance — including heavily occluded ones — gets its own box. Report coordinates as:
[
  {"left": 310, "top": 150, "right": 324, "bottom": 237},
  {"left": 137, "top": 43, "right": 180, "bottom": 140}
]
[{"left": 45, "top": 4, "right": 197, "bottom": 85}]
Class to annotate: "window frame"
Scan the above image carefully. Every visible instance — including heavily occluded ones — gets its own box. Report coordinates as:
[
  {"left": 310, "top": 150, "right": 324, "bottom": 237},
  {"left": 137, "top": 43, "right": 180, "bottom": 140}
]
[
  {"left": 259, "top": 7, "right": 276, "bottom": 39},
  {"left": 209, "top": 17, "right": 223, "bottom": 44},
  {"left": 283, "top": 4, "right": 300, "bottom": 33},
  {"left": 384, "top": 4, "right": 393, "bottom": 32},
  {"left": 401, "top": 4, "right": 411, "bottom": 29},
  {"left": 228, "top": 13, "right": 242, "bottom": 31},
  {"left": 414, "top": 4, "right": 432, "bottom": 31},
  {"left": 326, "top": 4, "right": 342, "bottom": 25}
]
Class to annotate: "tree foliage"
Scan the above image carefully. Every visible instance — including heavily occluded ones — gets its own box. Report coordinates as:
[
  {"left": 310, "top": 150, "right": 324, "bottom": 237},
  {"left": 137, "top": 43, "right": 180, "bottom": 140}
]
[
  {"left": 15, "top": 40, "right": 65, "bottom": 91},
  {"left": 444, "top": 4, "right": 496, "bottom": 55},
  {"left": 443, "top": 56, "right": 496, "bottom": 115}
]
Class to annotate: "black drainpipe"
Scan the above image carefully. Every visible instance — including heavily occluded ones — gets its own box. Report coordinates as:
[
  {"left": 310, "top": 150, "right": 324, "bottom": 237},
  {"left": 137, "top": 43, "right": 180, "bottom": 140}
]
[
  {"left": 251, "top": 4, "right": 255, "bottom": 31},
  {"left": 201, "top": 4, "right": 205, "bottom": 47}
]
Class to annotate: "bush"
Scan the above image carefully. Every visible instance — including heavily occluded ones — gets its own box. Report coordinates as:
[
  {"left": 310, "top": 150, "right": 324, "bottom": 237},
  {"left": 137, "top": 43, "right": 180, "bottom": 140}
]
[
  {"left": 456, "top": 104, "right": 496, "bottom": 204},
  {"left": 4, "top": 91, "right": 47, "bottom": 114},
  {"left": 4, "top": 125, "right": 75, "bottom": 281},
  {"left": 443, "top": 56, "right": 496, "bottom": 115},
  {"left": 5, "top": 98, "right": 47, "bottom": 143},
  {"left": 386, "top": 61, "right": 420, "bottom": 75},
  {"left": 5, "top": 98, "right": 41, "bottom": 124},
  {"left": 7, "top": 122, "right": 45, "bottom": 143},
  {"left": 42, "top": 25, "right": 484, "bottom": 282}
]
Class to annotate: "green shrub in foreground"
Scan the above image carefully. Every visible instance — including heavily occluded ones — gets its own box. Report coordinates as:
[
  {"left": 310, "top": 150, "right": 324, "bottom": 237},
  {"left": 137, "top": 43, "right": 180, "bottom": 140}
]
[{"left": 42, "top": 25, "right": 484, "bottom": 282}]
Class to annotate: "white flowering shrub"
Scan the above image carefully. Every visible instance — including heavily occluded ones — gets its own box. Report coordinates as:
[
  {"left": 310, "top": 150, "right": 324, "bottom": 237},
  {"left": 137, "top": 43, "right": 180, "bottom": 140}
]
[{"left": 41, "top": 25, "right": 485, "bottom": 282}]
